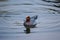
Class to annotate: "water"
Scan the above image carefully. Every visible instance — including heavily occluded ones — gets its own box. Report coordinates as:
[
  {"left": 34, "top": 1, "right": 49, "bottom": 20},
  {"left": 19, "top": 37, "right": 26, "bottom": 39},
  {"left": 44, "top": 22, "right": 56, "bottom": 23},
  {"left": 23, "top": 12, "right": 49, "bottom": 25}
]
[{"left": 0, "top": 0, "right": 60, "bottom": 40}]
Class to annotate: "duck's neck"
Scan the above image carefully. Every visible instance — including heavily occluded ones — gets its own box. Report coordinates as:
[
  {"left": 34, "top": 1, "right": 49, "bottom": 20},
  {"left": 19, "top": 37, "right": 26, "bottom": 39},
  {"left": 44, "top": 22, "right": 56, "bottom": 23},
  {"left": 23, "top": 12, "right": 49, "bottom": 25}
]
[{"left": 26, "top": 19, "right": 30, "bottom": 22}]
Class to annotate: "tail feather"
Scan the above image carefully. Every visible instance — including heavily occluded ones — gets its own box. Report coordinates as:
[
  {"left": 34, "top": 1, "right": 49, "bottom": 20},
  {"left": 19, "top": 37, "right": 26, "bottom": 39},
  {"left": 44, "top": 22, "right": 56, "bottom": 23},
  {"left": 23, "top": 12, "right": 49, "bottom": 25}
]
[
  {"left": 34, "top": 15, "right": 38, "bottom": 20},
  {"left": 31, "top": 15, "right": 38, "bottom": 20}
]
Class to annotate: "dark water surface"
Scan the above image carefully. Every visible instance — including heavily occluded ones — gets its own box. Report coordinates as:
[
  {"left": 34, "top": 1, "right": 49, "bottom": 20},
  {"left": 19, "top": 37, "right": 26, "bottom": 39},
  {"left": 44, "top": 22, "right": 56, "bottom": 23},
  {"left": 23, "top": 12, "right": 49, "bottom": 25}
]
[{"left": 0, "top": 0, "right": 60, "bottom": 40}]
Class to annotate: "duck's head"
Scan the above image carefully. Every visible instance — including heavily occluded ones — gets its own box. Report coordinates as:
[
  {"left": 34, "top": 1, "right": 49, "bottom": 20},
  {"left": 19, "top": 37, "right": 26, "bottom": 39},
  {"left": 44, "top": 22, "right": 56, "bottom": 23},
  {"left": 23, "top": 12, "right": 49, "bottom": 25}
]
[{"left": 26, "top": 16, "right": 30, "bottom": 22}]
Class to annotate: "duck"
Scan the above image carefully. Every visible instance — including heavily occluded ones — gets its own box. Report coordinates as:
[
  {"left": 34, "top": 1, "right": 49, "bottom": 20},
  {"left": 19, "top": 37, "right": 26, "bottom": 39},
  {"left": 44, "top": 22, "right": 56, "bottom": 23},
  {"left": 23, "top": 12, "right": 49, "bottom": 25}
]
[{"left": 24, "top": 15, "right": 38, "bottom": 28}]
